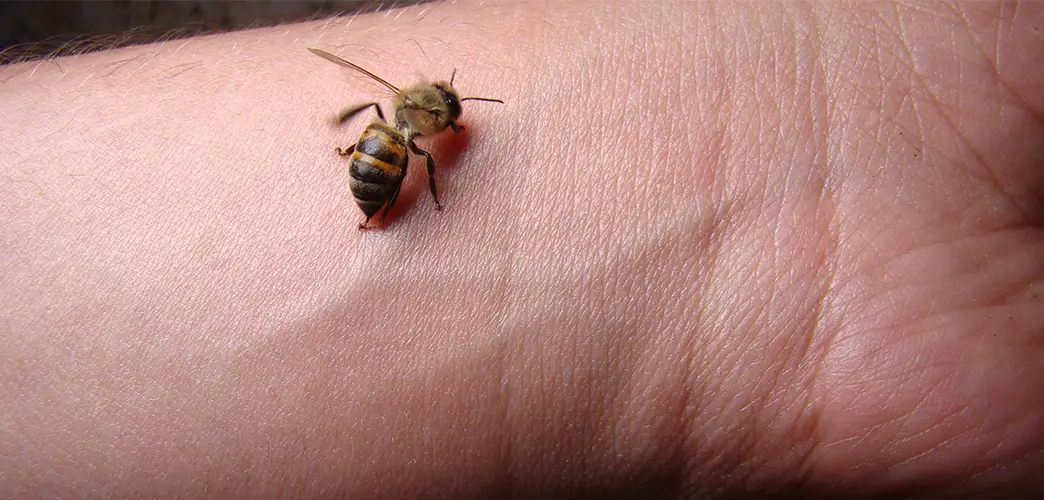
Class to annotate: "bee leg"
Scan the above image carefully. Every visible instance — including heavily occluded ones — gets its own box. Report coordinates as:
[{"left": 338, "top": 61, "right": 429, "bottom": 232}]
[
  {"left": 409, "top": 142, "right": 442, "bottom": 210},
  {"left": 336, "top": 144, "right": 355, "bottom": 156},
  {"left": 338, "top": 102, "right": 386, "bottom": 125},
  {"left": 377, "top": 161, "right": 409, "bottom": 227},
  {"left": 449, "top": 121, "right": 464, "bottom": 134}
]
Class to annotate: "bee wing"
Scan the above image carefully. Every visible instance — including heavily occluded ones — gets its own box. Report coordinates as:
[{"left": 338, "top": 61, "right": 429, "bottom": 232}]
[{"left": 308, "top": 48, "right": 401, "bottom": 95}]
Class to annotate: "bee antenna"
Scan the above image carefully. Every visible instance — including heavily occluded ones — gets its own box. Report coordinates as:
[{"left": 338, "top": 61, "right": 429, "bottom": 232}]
[
  {"left": 451, "top": 68, "right": 457, "bottom": 86},
  {"left": 461, "top": 97, "right": 505, "bottom": 104}
]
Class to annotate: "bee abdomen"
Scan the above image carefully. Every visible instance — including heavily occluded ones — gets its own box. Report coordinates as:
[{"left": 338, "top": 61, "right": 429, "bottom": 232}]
[
  {"left": 349, "top": 154, "right": 397, "bottom": 217},
  {"left": 348, "top": 123, "right": 408, "bottom": 217},
  {"left": 349, "top": 153, "right": 401, "bottom": 185}
]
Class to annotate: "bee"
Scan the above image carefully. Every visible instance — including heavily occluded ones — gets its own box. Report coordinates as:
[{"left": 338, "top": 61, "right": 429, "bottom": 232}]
[{"left": 308, "top": 48, "right": 503, "bottom": 230}]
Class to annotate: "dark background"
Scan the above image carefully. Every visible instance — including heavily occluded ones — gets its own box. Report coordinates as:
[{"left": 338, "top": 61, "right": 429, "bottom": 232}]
[{"left": 0, "top": 0, "right": 416, "bottom": 63}]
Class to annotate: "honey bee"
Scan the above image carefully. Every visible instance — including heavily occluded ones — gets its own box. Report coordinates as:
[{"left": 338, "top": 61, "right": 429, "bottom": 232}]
[{"left": 308, "top": 48, "right": 503, "bottom": 230}]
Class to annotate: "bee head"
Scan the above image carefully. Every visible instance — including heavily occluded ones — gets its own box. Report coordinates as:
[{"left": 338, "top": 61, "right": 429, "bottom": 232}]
[{"left": 432, "top": 82, "right": 462, "bottom": 122}]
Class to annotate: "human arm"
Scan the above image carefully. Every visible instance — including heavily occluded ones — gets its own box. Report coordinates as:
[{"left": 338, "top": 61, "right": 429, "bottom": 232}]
[{"left": 1, "top": 1, "right": 1043, "bottom": 497}]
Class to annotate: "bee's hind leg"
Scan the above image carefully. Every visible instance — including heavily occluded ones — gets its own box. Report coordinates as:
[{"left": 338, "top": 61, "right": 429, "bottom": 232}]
[
  {"left": 376, "top": 163, "right": 409, "bottom": 228},
  {"left": 336, "top": 144, "right": 356, "bottom": 156},
  {"left": 408, "top": 141, "right": 442, "bottom": 210}
]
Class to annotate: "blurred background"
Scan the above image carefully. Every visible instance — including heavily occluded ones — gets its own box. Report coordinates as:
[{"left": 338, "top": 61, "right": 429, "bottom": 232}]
[{"left": 0, "top": 0, "right": 418, "bottom": 63}]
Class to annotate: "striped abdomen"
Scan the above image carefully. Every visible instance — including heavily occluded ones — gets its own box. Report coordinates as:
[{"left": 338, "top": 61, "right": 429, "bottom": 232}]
[{"left": 349, "top": 122, "right": 408, "bottom": 218}]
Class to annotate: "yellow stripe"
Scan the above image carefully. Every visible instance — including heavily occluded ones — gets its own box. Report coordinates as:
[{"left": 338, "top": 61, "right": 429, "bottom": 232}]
[{"left": 352, "top": 150, "right": 401, "bottom": 175}]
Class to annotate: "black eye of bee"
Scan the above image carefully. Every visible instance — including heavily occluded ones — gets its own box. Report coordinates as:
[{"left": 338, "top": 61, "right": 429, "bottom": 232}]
[{"left": 434, "top": 84, "right": 462, "bottom": 121}]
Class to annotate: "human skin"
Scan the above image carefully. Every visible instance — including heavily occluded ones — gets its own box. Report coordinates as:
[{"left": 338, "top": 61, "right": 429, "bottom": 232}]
[{"left": 1, "top": 0, "right": 1042, "bottom": 497}]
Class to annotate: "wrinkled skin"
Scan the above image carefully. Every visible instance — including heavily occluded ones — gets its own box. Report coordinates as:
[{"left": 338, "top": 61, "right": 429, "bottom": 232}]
[{"left": 1, "top": 1, "right": 1041, "bottom": 498}]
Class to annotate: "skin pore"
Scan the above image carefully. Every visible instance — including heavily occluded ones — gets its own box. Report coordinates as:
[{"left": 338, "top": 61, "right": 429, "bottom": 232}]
[{"left": 1, "top": 1, "right": 1042, "bottom": 497}]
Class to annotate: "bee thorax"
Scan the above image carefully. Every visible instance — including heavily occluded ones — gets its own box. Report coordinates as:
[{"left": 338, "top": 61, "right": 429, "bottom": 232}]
[{"left": 396, "top": 107, "right": 448, "bottom": 137}]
